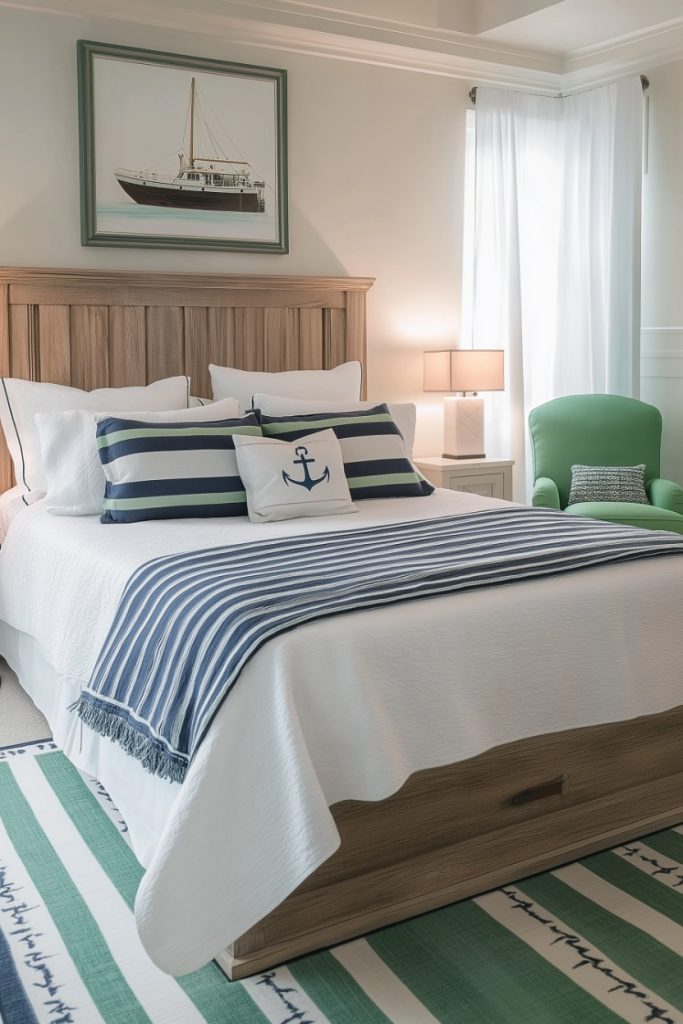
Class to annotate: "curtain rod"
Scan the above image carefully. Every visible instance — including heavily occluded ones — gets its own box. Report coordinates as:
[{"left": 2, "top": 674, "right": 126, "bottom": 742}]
[{"left": 468, "top": 74, "right": 649, "bottom": 105}]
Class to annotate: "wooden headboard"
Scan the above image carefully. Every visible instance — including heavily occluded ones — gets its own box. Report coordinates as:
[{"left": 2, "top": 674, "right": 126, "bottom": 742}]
[{"left": 0, "top": 267, "right": 374, "bottom": 491}]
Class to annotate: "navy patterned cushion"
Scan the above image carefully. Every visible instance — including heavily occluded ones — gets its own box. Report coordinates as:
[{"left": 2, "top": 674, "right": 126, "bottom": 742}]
[
  {"left": 568, "top": 464, "right": 649, "bottom": 506},
  {"left": 97, "top": 413, "right": 262, "bottom": 523}
]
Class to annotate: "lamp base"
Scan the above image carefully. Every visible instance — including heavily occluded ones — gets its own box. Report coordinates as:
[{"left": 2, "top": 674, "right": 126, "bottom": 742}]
[{"left": 443, "top": 396, "right": 486, "bottom": 460}]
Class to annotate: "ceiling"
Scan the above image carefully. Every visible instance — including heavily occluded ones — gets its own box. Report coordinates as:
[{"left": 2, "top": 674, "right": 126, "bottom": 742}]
[
  {"left": 220, "top": 0, "right": 683, "bottom": 53},
  {"left": 4, "top": 0, "right": 683, "bottom": 89},
  {"left": 476, "top": 0, "right": 683, "bottom": 55}
]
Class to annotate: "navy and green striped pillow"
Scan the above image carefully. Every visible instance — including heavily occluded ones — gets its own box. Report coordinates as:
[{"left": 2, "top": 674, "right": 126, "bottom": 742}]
[
  {"left": 96, "top": 413, "right": 262, "bottom": 523},
  {"left": 258, "top": 404, "right": 434, "bottom": 500}
]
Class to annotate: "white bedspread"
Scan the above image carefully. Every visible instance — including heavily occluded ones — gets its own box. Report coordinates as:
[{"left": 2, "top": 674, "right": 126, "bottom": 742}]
[
  {"left": 0, "top": 485, "right": 28, "bottom": 542},
  {"left": 1, "top": 490, "right": 682, "bottom": 975}
]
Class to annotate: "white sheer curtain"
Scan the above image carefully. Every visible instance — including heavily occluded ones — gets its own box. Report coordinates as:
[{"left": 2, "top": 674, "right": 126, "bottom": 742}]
[{"left": 471, "top": 78, "right": 644, "bottom": 500}]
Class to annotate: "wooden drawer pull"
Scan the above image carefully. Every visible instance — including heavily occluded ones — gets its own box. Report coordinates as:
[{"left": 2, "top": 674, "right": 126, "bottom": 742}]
[{"left": 508, "top": 774, "right": 568, "bottom": 806}]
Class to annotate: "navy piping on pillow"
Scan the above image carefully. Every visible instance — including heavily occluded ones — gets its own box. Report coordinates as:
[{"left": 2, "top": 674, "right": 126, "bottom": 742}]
[{"left": 1, "top": 378, "right": 29, "bottom": 504}]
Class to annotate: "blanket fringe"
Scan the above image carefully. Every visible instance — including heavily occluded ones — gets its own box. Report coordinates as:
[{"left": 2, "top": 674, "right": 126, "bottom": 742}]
[{"left": 72, "top": 695, "right": 187, "bottom": 784}]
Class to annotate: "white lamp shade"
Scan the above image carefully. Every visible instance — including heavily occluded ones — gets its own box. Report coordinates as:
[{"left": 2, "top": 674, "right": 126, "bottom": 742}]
[{"left": 424, "top": 349, "right": 504, "bottom": 393}]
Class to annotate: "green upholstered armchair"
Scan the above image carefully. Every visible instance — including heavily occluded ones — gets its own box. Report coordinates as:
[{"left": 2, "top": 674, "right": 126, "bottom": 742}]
[{"left": 528, "top": 394, "right": 683, "bottom": 534}]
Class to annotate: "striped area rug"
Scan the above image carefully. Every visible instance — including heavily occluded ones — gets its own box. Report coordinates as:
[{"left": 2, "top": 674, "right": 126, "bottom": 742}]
[{"left": 2, "top": 741, "right": 683, "bottom": 1024}]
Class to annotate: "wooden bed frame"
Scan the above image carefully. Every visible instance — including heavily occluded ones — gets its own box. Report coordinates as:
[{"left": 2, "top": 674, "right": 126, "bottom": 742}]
[{"left": 1, "top": 266, "right": 682, "bottom": 981}]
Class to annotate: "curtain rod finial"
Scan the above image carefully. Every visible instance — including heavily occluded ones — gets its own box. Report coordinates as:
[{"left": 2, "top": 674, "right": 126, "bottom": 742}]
[
  {"left": 469, "top": 86, "right": 477, "bottom": 105},
  {"left": 641, "top": 74, "right": 650, "bottom": 92}
]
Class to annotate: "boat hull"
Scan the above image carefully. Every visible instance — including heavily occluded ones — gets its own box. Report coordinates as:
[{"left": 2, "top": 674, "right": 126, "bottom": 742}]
[{"left": 116, "top": 177, "right": 262, "bottom": 212}]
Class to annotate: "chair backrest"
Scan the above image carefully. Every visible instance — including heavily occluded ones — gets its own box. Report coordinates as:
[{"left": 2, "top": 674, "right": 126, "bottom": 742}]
[{"left": 528, "top": 394, "right": 662, "bottom": 509}]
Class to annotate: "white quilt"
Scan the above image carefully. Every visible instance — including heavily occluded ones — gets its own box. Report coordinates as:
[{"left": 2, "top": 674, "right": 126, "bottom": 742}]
[{"left": 1, "top": 490, "right": 682, "bottom": 975}]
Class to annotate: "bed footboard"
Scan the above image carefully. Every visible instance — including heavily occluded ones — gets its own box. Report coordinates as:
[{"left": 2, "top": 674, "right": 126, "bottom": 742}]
[{"left": 217, "top": 705, "right": 683, "bottom": 979}]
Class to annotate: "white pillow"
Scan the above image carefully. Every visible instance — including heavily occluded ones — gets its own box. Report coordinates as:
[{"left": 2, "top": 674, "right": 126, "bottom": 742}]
[
  {"left": 253, "top": 394, "right": 417, "bottom": 459},
  {"left": 36, "top": 397, "right": 240, "bottom": 517},
  {"left": 233, "top": 429, "right": 356, "bottom": 523},
  {"left": 0, "top": 376, "right": 190, "bottom": 500},
  {"left": 209, "top": 361, "right": 362, "bottom": 413}
]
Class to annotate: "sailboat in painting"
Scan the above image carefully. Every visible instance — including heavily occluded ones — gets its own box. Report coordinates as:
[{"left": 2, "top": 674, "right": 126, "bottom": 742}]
[{"left": 114, "top": 77, "right": 266, "bottom": 213}]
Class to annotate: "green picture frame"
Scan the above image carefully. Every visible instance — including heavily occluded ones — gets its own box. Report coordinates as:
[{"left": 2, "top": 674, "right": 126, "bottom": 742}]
[{"left": 77, "top": 40, "right": 288, "bottom": 253}]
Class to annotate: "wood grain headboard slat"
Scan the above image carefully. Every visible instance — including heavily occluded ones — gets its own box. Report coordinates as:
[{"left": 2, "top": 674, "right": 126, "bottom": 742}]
[
  {"left": 39, "top": 306, "right": 71, "bottom": 385},
  {"left": 8, "top": 307, "right": 30, "bottom": 379},
  {"left": 300, "top": 309, "right": 324, "bottom": 370},
  {"left": 71, "top": 305, "right": 109, "bottom": 391},
  {"left": 108, "top": 306, "right": 146, "bottom": 387},
  {"left": 0, "top": 268, "right": 374, "bottom": 493},
  {"left": 184, "top": 307, "right": 211, "bottom": 401},
  {"left": 207, "top": 307, "right": 236, "bottom": 371}
]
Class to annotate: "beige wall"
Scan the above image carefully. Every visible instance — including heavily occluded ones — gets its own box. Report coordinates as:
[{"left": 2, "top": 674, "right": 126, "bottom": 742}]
[
  {"left": 0, "top": 5, "right": 469, "bottom": 456},
  {"left": 641, "top": 59, "right": 683, "bottom": 486}
]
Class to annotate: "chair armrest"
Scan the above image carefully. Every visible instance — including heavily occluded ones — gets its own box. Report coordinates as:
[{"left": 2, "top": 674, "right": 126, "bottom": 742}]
[
  {"left": 647, "top": 478, "right": 683, "bottom": 516},
  {"left": 532, "top": 477, "right": 561, "bottom": 509}
]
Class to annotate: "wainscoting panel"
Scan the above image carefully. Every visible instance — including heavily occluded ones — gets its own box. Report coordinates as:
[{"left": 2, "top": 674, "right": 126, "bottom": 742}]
[{"left": 641, "top": 328, "right": 683, "bottom": 486}]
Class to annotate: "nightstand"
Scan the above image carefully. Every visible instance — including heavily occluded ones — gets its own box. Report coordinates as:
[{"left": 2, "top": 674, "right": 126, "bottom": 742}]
[{"left": 415, "top": 457, "right": 514, "bottom": 502}]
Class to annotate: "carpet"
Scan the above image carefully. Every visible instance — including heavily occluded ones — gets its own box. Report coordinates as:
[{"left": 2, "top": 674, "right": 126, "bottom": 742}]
[
  {"left": 1, "top": 739, "right": 683, "bottom": 1024},
  {"left": 0, "top": 663, "right": 50, "bottom": 747}
]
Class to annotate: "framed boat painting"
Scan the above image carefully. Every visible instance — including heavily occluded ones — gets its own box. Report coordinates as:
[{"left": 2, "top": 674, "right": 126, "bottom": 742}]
[{"left": 77, "top": 40, "right": 288, "bottom": 253}]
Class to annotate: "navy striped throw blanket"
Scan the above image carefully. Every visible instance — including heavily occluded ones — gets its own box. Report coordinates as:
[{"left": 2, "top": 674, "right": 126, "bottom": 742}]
[{"left": 73, "top": 508, "right": 683, "bottom": 783}]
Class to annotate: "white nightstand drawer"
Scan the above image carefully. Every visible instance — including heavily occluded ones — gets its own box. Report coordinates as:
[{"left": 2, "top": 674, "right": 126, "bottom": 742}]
[
  {"left": 446, "top": 472, "right": 504, "bottom": 499},
  {"left": 415, "top": 457, "right": 515, "bottom": 502}
]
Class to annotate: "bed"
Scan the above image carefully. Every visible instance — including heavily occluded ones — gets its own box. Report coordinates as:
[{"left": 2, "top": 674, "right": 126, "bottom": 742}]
[{"left": 0, "top": 266, "right": 682, "bottom": 981}]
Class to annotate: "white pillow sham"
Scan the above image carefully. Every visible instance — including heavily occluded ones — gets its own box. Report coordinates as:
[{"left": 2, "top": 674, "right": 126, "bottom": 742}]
[
  {"left": 36, "top": 397, "right": 240, "bottom": 517},
  {"left": 209, "top": 361, "right": 362, "bottom": 413},
  {"left": 0, "top": 376, "right": 191, "bottom": 500},
  {"left": 233, "top": 429, "right": 356, "bottom": 523},
  {"left": 253, "top": 394, "right": 417, "bottom": 459}
]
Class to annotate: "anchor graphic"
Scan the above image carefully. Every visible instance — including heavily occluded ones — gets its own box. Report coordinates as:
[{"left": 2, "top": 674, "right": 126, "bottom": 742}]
[{"left": 282, "top": 445, "right": 330, "bottom": 491}]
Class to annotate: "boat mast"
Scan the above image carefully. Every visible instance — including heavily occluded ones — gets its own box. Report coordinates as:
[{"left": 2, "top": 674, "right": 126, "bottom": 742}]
[{"left": 189, "top": 77, "right": 196, "bottom": 168}]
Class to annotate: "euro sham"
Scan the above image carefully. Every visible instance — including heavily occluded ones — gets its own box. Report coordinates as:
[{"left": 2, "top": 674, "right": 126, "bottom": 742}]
[
  {"left": 209, "top": 361, "right": 362, "bottom": 413},
  {"left": 0, "top": 376, "right": 191, "bottom": 500}
]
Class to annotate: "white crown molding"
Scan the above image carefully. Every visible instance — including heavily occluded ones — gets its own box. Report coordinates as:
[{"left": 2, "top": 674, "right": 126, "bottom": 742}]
[
  {"left": 561, "top": 20, "right": 683, "bottom": 90},
  {"left": 0, "top": 0, "right": 564, "bottom": 89},
  {"left": 3, "top": 0, "right": 683, "bottom": 92},
  {"left": 565, "top": 16, "right": 683, "bottom": 63},
  {"left": 0, "top": 0, "right": 561, "bottom": 70}
]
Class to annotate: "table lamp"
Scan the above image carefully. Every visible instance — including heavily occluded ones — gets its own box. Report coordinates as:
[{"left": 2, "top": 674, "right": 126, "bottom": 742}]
[{"left": 424, "top": 349, "right": 504, "bottom": 459}]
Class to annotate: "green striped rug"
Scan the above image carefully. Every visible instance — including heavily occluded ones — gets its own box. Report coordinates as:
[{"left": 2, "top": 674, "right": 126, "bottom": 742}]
[{"left": 2, "top": 740, "right": 683, "bottom": 1024}]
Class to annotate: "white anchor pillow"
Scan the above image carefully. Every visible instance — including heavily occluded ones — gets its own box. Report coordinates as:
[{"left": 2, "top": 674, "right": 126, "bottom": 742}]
[{"left": 233, "top": 428, "right": 357, "bottom": 523}]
